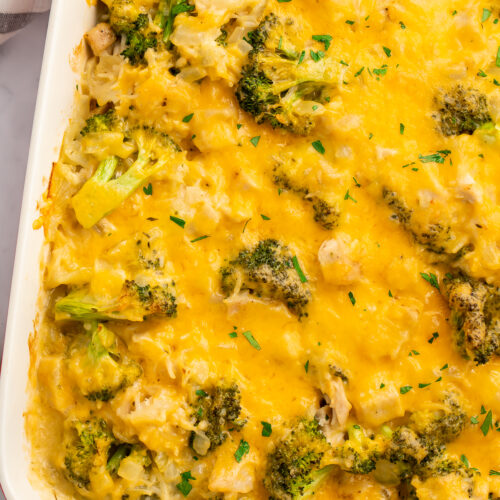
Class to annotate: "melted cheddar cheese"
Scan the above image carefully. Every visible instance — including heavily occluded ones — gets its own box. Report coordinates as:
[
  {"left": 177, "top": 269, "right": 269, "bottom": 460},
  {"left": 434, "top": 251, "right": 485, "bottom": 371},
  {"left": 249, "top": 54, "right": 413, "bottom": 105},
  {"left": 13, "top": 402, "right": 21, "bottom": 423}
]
[{"left": 28, "top": 1, "right": 500, "bottom": 499}]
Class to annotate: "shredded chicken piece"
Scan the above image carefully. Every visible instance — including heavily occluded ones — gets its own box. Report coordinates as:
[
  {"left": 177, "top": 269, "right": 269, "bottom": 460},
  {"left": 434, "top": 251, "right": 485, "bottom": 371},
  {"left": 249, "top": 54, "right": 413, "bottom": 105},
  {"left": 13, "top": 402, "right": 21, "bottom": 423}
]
[{"left": 85, "top": 23, "right": 116, "bottom": 56}]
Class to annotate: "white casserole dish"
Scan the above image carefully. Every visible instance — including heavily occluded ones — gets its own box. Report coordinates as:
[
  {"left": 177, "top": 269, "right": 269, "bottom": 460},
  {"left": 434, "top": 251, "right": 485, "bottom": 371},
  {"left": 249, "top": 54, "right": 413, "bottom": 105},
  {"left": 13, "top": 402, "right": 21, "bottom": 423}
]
[{"left": 0, "top": 1, "right": 97, "bottom": 497}]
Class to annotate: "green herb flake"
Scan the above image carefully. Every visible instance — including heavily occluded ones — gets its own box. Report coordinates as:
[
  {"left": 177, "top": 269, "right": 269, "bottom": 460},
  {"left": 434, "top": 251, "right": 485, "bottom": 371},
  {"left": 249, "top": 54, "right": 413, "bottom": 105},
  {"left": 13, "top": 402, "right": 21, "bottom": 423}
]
[
  {"left": 380, "top": 383, "right": 385, "bottom": 389},
  {"left": 388, "top": 290, "right": 393, "bottom": 297},
  {"left": 400, "top": 21, "right": 406, "bottom": 29},
  {"left": 242, "top": 330, "right": 261, "bottom": 351},
  {"left": 420, "top": 272, "right": 440, "bottom": 290},
  {"left": 237, "top": 123, "right": 243, "bottom": 129},
  {"left": 229, "top": 331, "right": 238, "bottom": 338},
  {"left": 345, "top": 20, "right": 355, "bottom": 25},
  {"left": 496, "top": 46, "right": 500, "bottom": 68},
  {"left": 428, "top": 331, "right": 439, "bottom": 344},
  {"left": 340, "top": 59, "right": 349, "bottom": 66},
  {"left": 418, "top": 383, "right": 431, "bottom": 389},
  {"left": 143, "top": 183, "right": 153, "bottom": 196},
  {"left": 344, "top": 189, "right": 358, "bottom": 203},
  {"left": 310, "top": 50, "right": 325, "bottom": 62},
  {"left": 440, "top": 363, "right": 449, "bottom": 370},
  {"left": 354, "top": 66, "right": 365, "bottom": 77},
  {"left": 261, "top": 421, "right": 272, "bottom": 437},
  {"left": 260, "top": 214, "right": 271, "bottom": 220},
  {"left": 383, "top": 46, "right": 392, "bottom": 57},
  {"left": 348, "top": 291, "right": 356, "bottom": 306},
  {"left": 170, "top": 215, "right": 186, "bottom": 228},
  {"left": 481, "top": 410, "right": 493, "bottom": 436},
  {"left": 195, "top": 389, "right": 207, "bottom": 397},
  {"left": 298, "top": 50, "right": 305, "bottom": 64},
  {"left": 482, "top": 8, "right": 492, "bottom": 22},
  {"left": 409, "top": 350, "right": 420, "bottom": 356},
  {"left": 353, "top": 176, "right": 361, "bottom": 187},
  {"left": 471, "top": 416, "right": 479, "bottom": 424},
  {"left": 234, "top": 440, "right": 250, "bottom": 462},
  {"left": 292, "top": 256, "right": 308, "bottom": 283},
  {"left": 478, "top": 69, "right": 487, "bottom": 77},
  {"left": 250, "top": 136, "right": 261, "bottom": 147},
  {"left": 460, "top": 454, "right": 470, "bottom": 468},
  {"left": 490, "top": 470, "right": 500, "bottom": 476},
  {"left": 400, "top": 385, "right": 413, "bottom": 394},
  {"left": 191, "top": 235, "right": 210, "bottom": 243},
  {"left": 312, "top": 34, "right": 333, "bottom": 51},
  {"left": 242, "top": 218, "right": 251, "bottom": 233},
  {"left": 182, "top": 113, "right": 194, "bottom": 123},
  {"left": 176, "top": 471, "right": 195, "bottom": 497},
  {"left": 312, "top": 140, "right": 325, "bottom": 154},
  {"left": 400, "top": 123, "right": 405, "bottom": 135}
]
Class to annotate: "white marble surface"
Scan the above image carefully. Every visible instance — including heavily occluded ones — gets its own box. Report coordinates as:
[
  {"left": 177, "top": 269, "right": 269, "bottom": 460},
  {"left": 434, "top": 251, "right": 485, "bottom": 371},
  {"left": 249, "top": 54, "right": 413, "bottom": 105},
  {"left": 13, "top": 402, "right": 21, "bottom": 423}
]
[{"left": 0, "top": 12, "right": 50, "bottom": 364}]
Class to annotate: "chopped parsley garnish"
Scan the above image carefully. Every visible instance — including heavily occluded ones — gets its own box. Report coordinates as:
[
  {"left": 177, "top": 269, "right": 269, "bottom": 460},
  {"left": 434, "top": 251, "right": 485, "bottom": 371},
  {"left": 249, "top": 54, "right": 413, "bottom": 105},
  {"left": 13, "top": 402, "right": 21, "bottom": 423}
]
[
  {"left": 344, "top": 190, "right": 357, "bottom": 203},
  {"left": 236, "top": 123, "right": 242, "bottom": 129},
  {"left": 400, "top": 123, "right": 405, "bottom": 134},
  {"left": 191, "top": 235, "right": 210, "bottom": 243},
  {"left": 460, "top": 454, "right": 470, "bottom": 468},
  {"left": 496, "top": 46, "right": 500, "bottom": 67},
  {"left": 312, "top": 140, "right": 325, "bottom": 154},
  {"left": 182, "top": 113, "right": 194, "bottom": 123},
  {"left": 170, "top": 215, "right": 186, "bottom": 228},
  {"left": 250, "top": 136, "right": 261, "bottom": 147},
  {"left": 292, "top": 256, "right": 308, "bottom": 283},
  {"left": 373, "top": 65, "right": 388, "bottom": 77},
  {"left": 176, "top": 471, "right": 195, "bottom": 496},
  {"left": 348, "top": 291, "right": 356, "bottom": 306},
  {"left": 353, "top": 176, "right": 361, "bottom": 187},
  {"left": 234, "top": 439, "right": 250, "bottom": 462},
  {"left": 260, "top": 214, "right": 271, "bottom": 220},
  {"left": 400, "top": 21, "right": 406, "bottom": 29},
  {"left": 143, "top": 183, "right": 153, "bottom": 195},
  {"left": 400, "top": 385, "right": 412, "bottom": 394},
  {"left": 477, "top": 69, "right": 487, "bottom": 77},
  {"left": 482, "top": 8, "right": 492, "bottom": 22},
  {"left": 195, "top": 389, "right": 207, "bottom": 397},
  {"left": 471, "top": 416, "right": 479, "bottom": 424},
  {"left": 354, "top": 66, "right": 365, "bottom": 77},
  {"left": 419, "top": 150, "right": 450, "bottom": 164},
  {"left": 304, "top": 360, "right": 309, "bottom": 373},
  {"left": 409, "top": 350, "right": 420, "bottom": 356},
  {"left": 420, "top": 272, "right": 440, "bottom": 290},
  {"left": 428, "top": 332, "right": 439, "bottom": 344},
  {"left": 490, "top": 470, "right": 500, "bottom": 476},
  {"left": 261, "top": 421, "right": 272, "bottom": 437},
  {"left": 242, "top": 218, "right": 251, "bottom": 233},
  {"left": 242, "top": 330, "right": 261, "bottom": 350},
  {"left": 379, "top": 383, "right": 385, "bottom": 389},
  {"left": 440, "top": 363, "right": 448, "bottom": 370},
  {"left": 383, "top": 46, "right": 392, "bottom": 57},
  {"left": 312, "top": 34, "right": 332, "bottom": 51},
  {"left": 481, "top": 410, "right": 493, "bottom": 436},
  {"left": 229, "top": 331, "right": 238, "bottom": 338},
  {"left": 340, "top": 59, "right": 349, "bottom": 66},
  {"left": 345, "top": 20, "right": 355, "bottom": 25},
  {"left": 298, "top": 50, "right": 305, "bottom": 64},
  {"left": 388, "top": 290, "right": 393, "bottom": 297},
  {"left": 418, "top": 383, "right": 431, "bottom": 389},
  {"left": 310, "top": 50, "right": 325, "bottom": 62}
]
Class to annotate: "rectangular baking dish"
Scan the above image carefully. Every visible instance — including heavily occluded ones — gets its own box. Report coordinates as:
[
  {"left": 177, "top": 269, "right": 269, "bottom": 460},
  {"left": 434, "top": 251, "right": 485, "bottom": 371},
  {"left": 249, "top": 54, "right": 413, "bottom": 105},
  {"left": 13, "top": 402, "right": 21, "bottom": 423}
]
[{"left": 0, "top": 1, "right": 96, "bottom": 498}]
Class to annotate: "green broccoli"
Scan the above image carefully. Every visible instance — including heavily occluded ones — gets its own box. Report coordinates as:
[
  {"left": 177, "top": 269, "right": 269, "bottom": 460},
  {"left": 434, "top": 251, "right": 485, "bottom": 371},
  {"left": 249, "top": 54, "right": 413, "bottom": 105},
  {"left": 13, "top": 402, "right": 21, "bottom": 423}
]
[
  {"left": 333, "top": 425, "right": 388, "bottom": 475},
  {"left": 264, "top": 419, "right": 334, "bottom": 499},
  {"left": 220, "top": 239, "right": 311, "bottom": 318},
  {"left": 72, "top": 127, "right": 180, "bottom": 228},
  {"left": 64, "top": 418, "right": 116, "bottom": 489},
  {"left": 109, "top": 1, "right": 157, "bottom": 64},
  {"left": 106, "top": 443, "right": 152, "bottom": 474},
  {"left": 433, "top": 85, "right": 492, "bottom": 136},
  {"left": 443, "top": 273, "right": 500, "bottom": 365},
  {"left": 55, "top": 279, "right": 177, "bottom": 322},
  {"left": 154, "top": 0, "right": 195, "bottom": 45},
  {"left": 190, "top": 383, "right": 245, "bottom": 454},
  {"left": 337, "top": 393, "right": 467, "bottom": 487},
  {"left": 273, "top": 162, "right": 339, "bottom": 230},
  {"left": 66, "top": 322, "right": 142, "bottom": 401},
  {"left": 236, "top": 14, "right": 337, "bottom": 135},
  {"left": 383, "top": 189, "right": 472, "bottom": 261},
  {"left": 80, "top": 109, "right": 115, "bottom": 137}
]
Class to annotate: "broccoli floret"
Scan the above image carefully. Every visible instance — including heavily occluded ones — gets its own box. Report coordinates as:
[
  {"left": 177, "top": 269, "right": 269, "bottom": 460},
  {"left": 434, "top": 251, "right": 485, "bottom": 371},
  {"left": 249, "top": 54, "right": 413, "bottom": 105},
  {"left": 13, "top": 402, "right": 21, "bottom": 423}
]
[
  {"left": 67, "top": 322, "right": 142, "bottom": 401},
  {"left": 443, "top": 273, "right": 500, "bottom": 365},
  {"left": 433, "top": 85, "right": 492, "bottom": 136},
  {"left": 334, "top": 425, "right": 387, "bottom": 475},
  {"left": 64, "top": 418, "right": 115, "bottom": 489},
  {"left": 220, "top": 239, "right": 311, "bottom": 317},
  {"left": 80, "top": 109, "right": 115, "bottom": 136},
  {"left": 264, "top": 419, "right": 334, "bottom": 500},
  {"left": 106, "top": 443, "right": 152, "bottom": 474},
  {"left": 236, "top": 14, "right": 337, "bottom": 135},
  {"left": 190, "top": 383, "right": 245, "bottom": 453},
  {"left": 109, "top": 1, "right": 157, "bottom": 64},
  {"left": 55, "top": 279, "right": 177, "bottom": 322},
  {"left": 72, "top": 127, "right": 180, "bottom": 228},
  {"left": 383, "top": 189, "right": 472, "bottom": 260},
  {"left": 273, "top": 162, "right": 339, "bottom": 230},
  {"left": 154, "top": 0, "right": 195, "bottom": 45}
]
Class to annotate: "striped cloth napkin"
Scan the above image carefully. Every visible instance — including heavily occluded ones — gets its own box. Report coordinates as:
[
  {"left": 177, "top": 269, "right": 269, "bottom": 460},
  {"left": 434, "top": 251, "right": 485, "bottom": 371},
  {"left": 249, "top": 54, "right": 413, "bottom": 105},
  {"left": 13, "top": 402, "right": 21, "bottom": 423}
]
[{"left": 0, "top": 0, "right": 51, "bottom": 44}]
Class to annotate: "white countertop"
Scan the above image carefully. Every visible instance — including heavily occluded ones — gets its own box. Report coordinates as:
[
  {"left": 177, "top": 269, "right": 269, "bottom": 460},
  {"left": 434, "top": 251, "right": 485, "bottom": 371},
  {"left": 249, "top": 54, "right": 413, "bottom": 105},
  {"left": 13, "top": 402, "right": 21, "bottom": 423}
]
[{"left": 0, "top": 12, "right": 50, "bottom": 361}]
